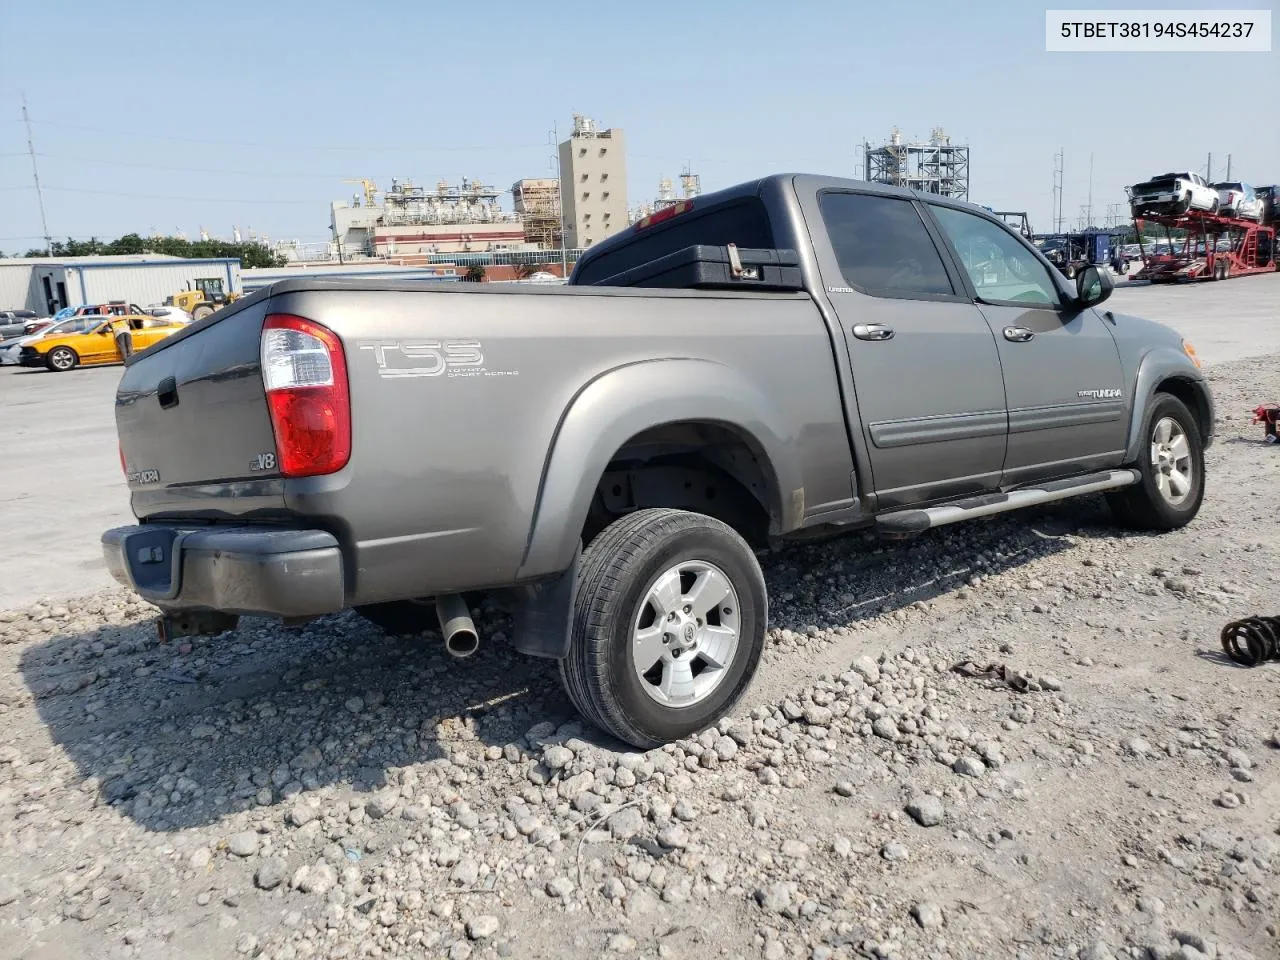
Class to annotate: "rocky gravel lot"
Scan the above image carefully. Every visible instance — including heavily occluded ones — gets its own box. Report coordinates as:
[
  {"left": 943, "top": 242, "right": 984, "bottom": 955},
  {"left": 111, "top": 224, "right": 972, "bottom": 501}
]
[{"left": 2, "top": 355, "right": 1279, "bottom": 960}]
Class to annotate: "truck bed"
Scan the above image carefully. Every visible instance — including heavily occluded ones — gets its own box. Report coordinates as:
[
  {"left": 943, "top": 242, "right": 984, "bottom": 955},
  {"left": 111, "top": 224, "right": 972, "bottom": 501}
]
[{"left": 115, "top": 279, "right": 853, "bottom": 606}]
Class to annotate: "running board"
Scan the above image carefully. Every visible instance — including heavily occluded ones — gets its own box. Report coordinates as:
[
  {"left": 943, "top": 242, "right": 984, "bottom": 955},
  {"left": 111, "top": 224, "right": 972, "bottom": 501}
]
[{"left": 874, "top": 469, "right": 1141, "bottom": 536}]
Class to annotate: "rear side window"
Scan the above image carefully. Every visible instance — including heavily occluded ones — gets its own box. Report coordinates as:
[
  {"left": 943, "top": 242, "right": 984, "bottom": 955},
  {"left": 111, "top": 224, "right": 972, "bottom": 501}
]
[
  {"left": 818, "top": 192, "right": 955, "bottom": 298},
  {"left": 574, "top": 199, "right": 774, "bottom": 285}
]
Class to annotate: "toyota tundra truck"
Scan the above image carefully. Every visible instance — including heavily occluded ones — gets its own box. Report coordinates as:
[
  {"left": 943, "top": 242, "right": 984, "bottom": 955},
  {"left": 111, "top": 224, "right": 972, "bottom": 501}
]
[{"left": 101, "top": 174, "right": 1214, "bottom": 749}]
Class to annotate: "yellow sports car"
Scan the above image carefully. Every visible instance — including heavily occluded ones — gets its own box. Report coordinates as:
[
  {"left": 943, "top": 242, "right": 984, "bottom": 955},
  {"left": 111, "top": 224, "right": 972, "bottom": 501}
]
[{"left": 19, "top": 314, "right": 187, "bottom": 372}]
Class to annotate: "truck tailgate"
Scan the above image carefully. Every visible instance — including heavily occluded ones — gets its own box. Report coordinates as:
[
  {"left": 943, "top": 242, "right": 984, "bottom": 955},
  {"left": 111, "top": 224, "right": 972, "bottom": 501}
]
[{"left": 116, "top": 299, "right": 285, "bottom": 520}]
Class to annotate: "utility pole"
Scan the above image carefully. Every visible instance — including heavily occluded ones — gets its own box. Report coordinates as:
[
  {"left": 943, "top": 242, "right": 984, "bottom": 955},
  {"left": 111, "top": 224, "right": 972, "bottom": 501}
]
[
  {"left": 1085, "top": 151, "right": 1094, "bottom": 229},
  {"left": 21, "top": 93, "right": 52, "bottom": 254},
  {"left": 1226, "top": 154, "right": 1231, "bottom": 180},
  {"left": 1206, "top": 152, "right": 1212, "bottom": 182},
  {"left": 549, "top": 121, "right": 568, "bottom": 277},
  {"left": 1052, "top": 149, "right": 1064, "bottom": 233}
]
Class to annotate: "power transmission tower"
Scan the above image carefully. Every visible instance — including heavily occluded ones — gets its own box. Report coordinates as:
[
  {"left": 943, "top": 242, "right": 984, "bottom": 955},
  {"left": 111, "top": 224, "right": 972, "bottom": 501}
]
[
  {"left": 21, "top": 93, "right": 52, "bottom": 253},
  {"left": 1052, "top": 149, "right": 1064, "bottom": 233}
]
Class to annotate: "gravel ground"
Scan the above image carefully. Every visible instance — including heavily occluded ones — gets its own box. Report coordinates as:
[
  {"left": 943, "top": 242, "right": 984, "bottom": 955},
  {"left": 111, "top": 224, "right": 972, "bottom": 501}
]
[{"left": 2, "top": 355, "right": 1279, "bottom": 960}]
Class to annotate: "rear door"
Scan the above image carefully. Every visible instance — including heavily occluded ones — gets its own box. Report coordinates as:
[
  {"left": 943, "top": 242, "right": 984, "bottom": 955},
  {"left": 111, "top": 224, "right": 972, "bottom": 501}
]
[
  {"left": 801, "top": 187, "right": 1009, "bottom": 508},
  {"left": 924, "top": 201, "right": 1127, "bottom": 485}
]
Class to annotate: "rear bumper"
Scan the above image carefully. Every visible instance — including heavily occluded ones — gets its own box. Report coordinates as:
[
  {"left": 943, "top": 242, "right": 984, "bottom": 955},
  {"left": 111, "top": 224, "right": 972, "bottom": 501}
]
[{"left": 101, "top": 524, "right": 346, "bottom": 618}]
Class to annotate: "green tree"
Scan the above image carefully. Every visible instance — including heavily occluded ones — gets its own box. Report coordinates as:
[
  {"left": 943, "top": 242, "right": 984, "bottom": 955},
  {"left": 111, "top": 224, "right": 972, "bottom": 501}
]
[
  {"left": 465, "top": 264, "right": 487, "bottom": 283},
  {"left": 23, "top": 234, "right": 288, "bottom": 267}
]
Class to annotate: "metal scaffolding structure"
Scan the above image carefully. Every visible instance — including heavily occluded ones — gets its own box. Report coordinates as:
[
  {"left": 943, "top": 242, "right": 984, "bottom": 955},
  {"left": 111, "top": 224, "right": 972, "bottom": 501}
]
[
  {"left": 511, "top": 178, "right": 562, "bottom": 249},
  {"left": 863, "top": 127, "right": 970, "bottom": 200}
]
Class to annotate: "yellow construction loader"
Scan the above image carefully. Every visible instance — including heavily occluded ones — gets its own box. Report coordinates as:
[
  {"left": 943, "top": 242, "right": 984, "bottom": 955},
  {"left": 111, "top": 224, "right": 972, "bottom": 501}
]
[{"left": 166, "top": 278, "right": 242, "bottom": 321}]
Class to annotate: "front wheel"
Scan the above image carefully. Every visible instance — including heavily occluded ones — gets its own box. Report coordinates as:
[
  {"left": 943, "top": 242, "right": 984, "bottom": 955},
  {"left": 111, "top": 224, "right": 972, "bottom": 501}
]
[
  {"left": 1107, "top": 393, "right": 1204, "bottom": 530},
  {"left": 560, "top": 508, "right": 767, "bottom": 749},
  {"left": 46, "top": 346, "right": 78, "bottom": 372}
]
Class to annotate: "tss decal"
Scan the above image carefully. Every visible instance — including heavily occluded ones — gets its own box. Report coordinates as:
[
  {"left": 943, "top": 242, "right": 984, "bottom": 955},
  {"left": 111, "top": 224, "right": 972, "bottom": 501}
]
[{"left": 357, "top": 339, "right": 518, "bottom": 379}]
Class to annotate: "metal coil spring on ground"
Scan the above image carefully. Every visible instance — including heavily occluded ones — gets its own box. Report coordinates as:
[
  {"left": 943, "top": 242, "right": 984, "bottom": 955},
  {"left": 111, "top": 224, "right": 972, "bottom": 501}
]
[{"left": 1220, "top": 616, "right": 1280, "bottom": 666}]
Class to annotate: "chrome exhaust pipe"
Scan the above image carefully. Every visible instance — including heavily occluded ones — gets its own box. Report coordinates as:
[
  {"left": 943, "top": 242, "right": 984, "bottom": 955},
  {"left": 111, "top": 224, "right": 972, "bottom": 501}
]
[{"left": 436, "top": 593, "right": 479, "bottom": 658}]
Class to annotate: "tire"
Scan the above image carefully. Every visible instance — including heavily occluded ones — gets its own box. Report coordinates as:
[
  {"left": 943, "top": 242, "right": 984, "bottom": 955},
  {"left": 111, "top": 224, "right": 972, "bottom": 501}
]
[
  {"left": 1106, "top": 393, "right": 1204, "bottom": 531},
  {"left": 45, "top": 346, "right": 78, "bottom": 372},
  {"left": 192, "top": 305, "right": 214, "bottom": 321},
  {"left": 559, "top": 507, "right": 767, "bottom": 749},
  {"left": 1064, "top": 264, "right": 1077, "bottom": 279},
  {"left": 353, "top": 599, "right": 434, "bottom": 636}
]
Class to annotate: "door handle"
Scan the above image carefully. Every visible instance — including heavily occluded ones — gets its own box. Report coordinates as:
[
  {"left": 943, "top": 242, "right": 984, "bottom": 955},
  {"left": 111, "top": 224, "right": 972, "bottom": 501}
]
[
  {"left": 852, "top": 323, "right": 895, "bottom": 341},
  {"left": 1003, "top": 326, "right": 1034, "bottom": 342}
]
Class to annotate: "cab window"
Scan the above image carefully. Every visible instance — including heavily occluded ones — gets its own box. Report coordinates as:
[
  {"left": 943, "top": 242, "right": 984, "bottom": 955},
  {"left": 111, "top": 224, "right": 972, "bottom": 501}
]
[
  {"left": 929, "top": 204, "right": 1062, "bottom": 308},
  {"left": 818, "top": 192, "right": 955, "bottom": 299}
]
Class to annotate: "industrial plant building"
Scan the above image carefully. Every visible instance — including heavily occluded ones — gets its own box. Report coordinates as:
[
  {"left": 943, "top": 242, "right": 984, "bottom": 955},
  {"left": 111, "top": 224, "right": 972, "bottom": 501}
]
[
  {"left": 558, "top": 115, "right": 629, "bottom": 249},
  {"left": 862, "top": 127, "right": 970, "bottom": 200},
  {"left": 330, "top": 178, "right": 539, "bottom": 259}
]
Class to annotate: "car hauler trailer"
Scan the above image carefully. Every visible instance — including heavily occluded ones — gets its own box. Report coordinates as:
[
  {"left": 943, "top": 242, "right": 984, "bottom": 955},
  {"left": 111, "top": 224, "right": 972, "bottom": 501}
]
[{"left": 1132, "top": 208, "right": 1277, "bottom": 283}]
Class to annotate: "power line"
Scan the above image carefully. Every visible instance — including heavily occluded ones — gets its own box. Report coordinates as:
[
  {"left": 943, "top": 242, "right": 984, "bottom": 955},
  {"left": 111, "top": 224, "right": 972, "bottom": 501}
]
[
  {"left": 27, "top": 152, "right": 380, "bottom": 180},
  {"left": 41, "top": 186, "right": 316, "bottom": 204},
  {"left": 2, "top": 183, "right": 314, "bottom": 204},
  {"left": 8, "top": 117, "right": 547, "bottom": 154},
  {"left": 21, "top": 153, "right": 525, "bottom": 190}
]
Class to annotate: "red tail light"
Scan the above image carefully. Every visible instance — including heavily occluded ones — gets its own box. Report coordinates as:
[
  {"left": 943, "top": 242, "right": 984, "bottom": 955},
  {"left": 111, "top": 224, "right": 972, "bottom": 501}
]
[{"left": 260, "top": 313, "right": 351, "bottom": 478}]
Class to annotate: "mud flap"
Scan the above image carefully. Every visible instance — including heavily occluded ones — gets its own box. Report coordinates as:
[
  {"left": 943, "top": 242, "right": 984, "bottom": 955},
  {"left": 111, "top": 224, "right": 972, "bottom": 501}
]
[{"left": 502, "top": 544, "right": 581, "bottom": 659}]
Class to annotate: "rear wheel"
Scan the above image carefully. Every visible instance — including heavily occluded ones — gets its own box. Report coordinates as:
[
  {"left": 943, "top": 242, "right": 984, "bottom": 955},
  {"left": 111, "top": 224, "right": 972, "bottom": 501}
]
[
  {"left": 192, "top": 305, "right": 215, "bottom": 322},
  {"left": 46, "top": 346, "right": 78, "bottom": 372},
  {"left": 1107, "top": 393, "right": 1204, "bottom": 530},
  {"left": 559, "top": 507, "right": 767, "bottom": 749}
]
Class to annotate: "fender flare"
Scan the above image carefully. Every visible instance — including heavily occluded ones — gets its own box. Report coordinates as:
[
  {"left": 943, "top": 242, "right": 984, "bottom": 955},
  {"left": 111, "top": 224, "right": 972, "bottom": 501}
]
[
  {"left": 516, "top": 357, "right": 802, "bottom": 580},
  {"left": 1123, "top": 348, "right": 1215, "bottom": 462}
]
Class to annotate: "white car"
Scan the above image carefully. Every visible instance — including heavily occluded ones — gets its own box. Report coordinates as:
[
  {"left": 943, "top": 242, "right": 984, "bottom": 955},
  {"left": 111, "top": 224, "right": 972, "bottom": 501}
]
[
  {"left": 144, "top": 304, "right": 195, "bottom": 324},
  {"left": 1212, "top": 182, "right": 1265, "bottom": 221},
  {"left": 1127, "top": 171, "right": 1219, "bottom": 217},
  {"left": 0, "top": 316, "right": 100, "bottom": 365}
]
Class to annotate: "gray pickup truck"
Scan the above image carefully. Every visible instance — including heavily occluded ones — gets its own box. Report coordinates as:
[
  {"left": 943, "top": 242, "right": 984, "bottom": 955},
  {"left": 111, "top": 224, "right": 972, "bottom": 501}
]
[{"left": 102, "top": 174, "right": 1213, "bottom": 748}]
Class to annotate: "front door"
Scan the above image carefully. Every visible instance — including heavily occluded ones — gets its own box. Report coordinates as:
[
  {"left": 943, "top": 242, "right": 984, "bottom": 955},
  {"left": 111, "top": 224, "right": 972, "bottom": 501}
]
[
  {"left": 925, "top": 202, "right": 1128, "bottom": 486},
  {"left": 807, "top": 189, "right": 1009, "bottom": 508},
  {"left": 81, "top": 320, "right": 121, "bottom": 364}
]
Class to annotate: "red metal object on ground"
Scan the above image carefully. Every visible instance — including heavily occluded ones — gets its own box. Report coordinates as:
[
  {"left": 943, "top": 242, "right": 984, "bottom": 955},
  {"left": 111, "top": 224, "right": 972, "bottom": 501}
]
[
  {"left": 1130, "top": 209, "right": 1277, "bottom": 283},
  {"left": 1251, "top": 404, "right": 1280, "bottom": 443}
]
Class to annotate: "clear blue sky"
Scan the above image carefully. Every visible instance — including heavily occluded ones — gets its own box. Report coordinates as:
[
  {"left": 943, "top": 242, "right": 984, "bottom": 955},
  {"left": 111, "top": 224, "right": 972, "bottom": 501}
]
[{"left": 1, "top": 0, "right": 1275, "bottom": 251}]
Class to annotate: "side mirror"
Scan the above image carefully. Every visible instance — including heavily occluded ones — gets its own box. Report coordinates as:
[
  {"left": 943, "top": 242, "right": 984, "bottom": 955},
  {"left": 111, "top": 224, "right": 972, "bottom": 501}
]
[{"left": 1075, "top": 264, "right": 1113, "bottom": 308}]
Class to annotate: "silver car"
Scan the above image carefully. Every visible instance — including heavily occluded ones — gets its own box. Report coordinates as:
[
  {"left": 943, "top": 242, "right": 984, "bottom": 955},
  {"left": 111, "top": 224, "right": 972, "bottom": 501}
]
[{"left": 1212, "top": 182, "right": 1265, "bottom": 221}]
